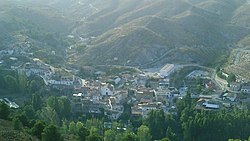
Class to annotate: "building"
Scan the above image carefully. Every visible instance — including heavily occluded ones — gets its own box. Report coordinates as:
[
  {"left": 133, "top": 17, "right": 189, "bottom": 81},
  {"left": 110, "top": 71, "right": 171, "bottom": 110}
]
[
  {"left": 72, "top": 94, "right": 103, "bottom": 114},
  {"left": 100, "top": 83, "right": 114, "bottom": 96},
  {"left": 179, "top": 87, "right": 188, "bottom": 96},
  {"left": 135, "top": 89, "right": 156, "bottom": 103},
  {"left": 155, "top": 88, "right": 173, "bottom": 102},
  {"left": 202, "top": 102, "right": 220, "bottom": 109},
  {"left": 160, "top": 64, "right": 175, "bottom": 77},
  {"left": 229, "top": 82, "right": 241, "bottom": 91},
  {"left": 201, "top": 100, "right": 220, "bottom": 109},
  {"left": 205, "top": 81, "right": 215, "bottom": 89},
  {"left": 138, "top": 102, "right": 161, "bottom": 117},
  {"left": 223, "top": 93, "right": 237, "bottom": 102},
  {"left": 105, "top": 109, "right": 123, "bottom": 120},
  {"left": 241, "top": 85, "right": 250, "bottom": 93},
  {"left": 111, "top": 90, "right": 128, "bottom": 104},
  {"left": 1, "top": 98, "right": 19, "bottom": 109},
  {"left": 47, "top": 75, "right": 77, "bottom": 86}
]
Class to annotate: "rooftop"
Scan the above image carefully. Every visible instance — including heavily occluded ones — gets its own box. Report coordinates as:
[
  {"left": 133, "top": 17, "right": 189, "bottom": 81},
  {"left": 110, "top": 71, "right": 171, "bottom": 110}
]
[
  {"left": 73, "top": 93, "right": 83, "bottom": 97},
  {"left": 160, "top": 64, "right": 174, "bottom": 72}
]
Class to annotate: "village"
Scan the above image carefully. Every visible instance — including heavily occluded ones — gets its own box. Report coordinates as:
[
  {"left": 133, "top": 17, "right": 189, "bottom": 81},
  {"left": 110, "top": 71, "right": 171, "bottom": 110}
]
[{"left": 1, "top": 43, "right": 250, "bottom": 121}]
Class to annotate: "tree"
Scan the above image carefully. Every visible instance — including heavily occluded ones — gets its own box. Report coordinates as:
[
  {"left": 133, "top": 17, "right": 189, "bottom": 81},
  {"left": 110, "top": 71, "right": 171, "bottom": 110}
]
[
  {"left": 4, "top": 75, "right": 18, "bottom": 93},
  {"left": 47, "top": 96, "right": 60, "bottom": 116},
  {"left": 38, "top": 107, "right": 60, "bottom": 125},
  {"left": 196, "top": 84, "right": 202, "bottom": 93},
  {"left": 47, "top": 96, "right": 71, "bottom": 119},
  {"left": 59, "top": 97, "right": 71, "bottom": 119},
  {"left": 0, "top": 102, "right": 10, "bottom": 119},
  {"left": 0, "top": 74, "right": 6, "bottom": 90},
  {"left": 29, "top": 80, "right": 39, "bottom": 93},
  {"left": 76, "top": 121, "right": 84, "bottom": 129},
  {"left": 121, "top": 132, "right": 139, "bottom": 141},
  {"left": 176, "top": 90, "right": 192, "bottom": 117},
  {"left": 166, "top": 127, "right": 176, "bottom": 141},
  {"left": 15, "top": 113, "right": 30, "bottom": 127},
  {"left": 42, "top": 124, "right": 63, "bottom": 141},
  {"left": 119, "top": 103, "right": 132, "bottom": 122},
  {"left": 78, "top": 126, "right": 90, "bottom": 141},
  {"left": 104, "top": 129, "right": 116, "bottom": 141},
  {"left": 32, "top": 94, "right": 43, "bottom": 111},
  {"left": 13, "top": 117, "right": 22, "bottom": 130},
  {"left": 69, "top": 121, "right": 76, "bottom": 134},
  {"left": 29, "top": 78, "right": 45, "bottom": 93},
  {"left": 62, "top": 120, "right": 68, "bottom": 133},
  {"left": 137, "top": 125, "right": 152, "bottom": 141},
  {"left": 160, "top": 137, "right": 171, "bottom": 141},
  {"left": 86, "top": 133, "right": 102, "bottom": 141},
  {"left": 85, "top": 119, "right": 104, "bottom": 135},
  {"left": 144, "top": 110, "right": 166, "bottom": 140},
  {"left": 115, "top": 133, "right": 123, "bottom": 141},
  {"left": 75, "top": 121, "right": 90, "bottom": 141},
  {"left": 227, "top": 73, "right": 236, "bottom": 83},
  {"left": 31, "top": 120, "right": 46, "bottom": 139},
  {"left": 18, "top": 72, "right": 28, "bottom": 93},
  {"left": 23, "top": 105, "right": 36, "bottom": 120}
]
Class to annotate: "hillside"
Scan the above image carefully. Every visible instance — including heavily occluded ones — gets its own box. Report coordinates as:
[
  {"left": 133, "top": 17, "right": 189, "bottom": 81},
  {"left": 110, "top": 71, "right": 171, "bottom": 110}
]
[
  {"left": 71, "top": 0, "right": 250, "bottom": 67},
  {"left": 0, "top": 0, "right": 73, "bottom": 65},
  {"left": 224, "top": 36, "right": 250, "bottom": 80},
  {"left": 1, "top": 0, "right": 250, "bottom": 68}
]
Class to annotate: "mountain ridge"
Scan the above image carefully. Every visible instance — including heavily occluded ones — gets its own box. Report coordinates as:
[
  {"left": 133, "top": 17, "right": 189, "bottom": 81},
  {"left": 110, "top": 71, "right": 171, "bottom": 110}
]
[{"left": 1, "top": 0, "right": 250, "bottom": 68}]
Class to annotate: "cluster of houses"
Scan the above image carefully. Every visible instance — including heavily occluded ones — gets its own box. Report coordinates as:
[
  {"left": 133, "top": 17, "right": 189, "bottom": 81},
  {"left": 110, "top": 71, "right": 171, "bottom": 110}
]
[
  {"left": 0, "top": 39, "right": 32, "bottom": 59},
  {"left": 70, "top": 63, "right": 250, "bottom": 119},
  {"left": 71, "top": 82, "right": 127, "bottom": 120},
  {"left": 1, "top": 39, "right": 250, "bottom": 120},
  {"left": 3, "top": 55, "right": 83, "bottom": 91},
  {"left": 70, "top": 66, "right": 237, "bottom": 120},
  {"left": 70, "top": 64, "right": 184, "bottom": 119},
  {"left": 0, "top": 36, "right": 85, "bottom": 91},
  {"left": 230, "top": 82, "right": 250, "bottom": 93}
]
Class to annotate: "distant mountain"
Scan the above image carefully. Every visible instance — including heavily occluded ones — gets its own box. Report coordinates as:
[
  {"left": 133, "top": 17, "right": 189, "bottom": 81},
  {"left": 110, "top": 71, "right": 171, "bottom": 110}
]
[
  {"left": 1, "top": 0, "right": 250, "bottom": 68},
  {"left": 69, "top": 0, "right": 250, "bottom": 67}
]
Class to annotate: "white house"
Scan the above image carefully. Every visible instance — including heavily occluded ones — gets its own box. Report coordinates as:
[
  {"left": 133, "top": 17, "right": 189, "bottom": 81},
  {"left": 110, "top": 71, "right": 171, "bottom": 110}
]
[
  {"left": 100, "top": 83, "right": 113, "bottom": 96},
  {"left": 114, "top": 77, "right": 121, "bottom": 85},
  {"left": 160, "top": 64, "right": 175, "bottom": 77}
]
